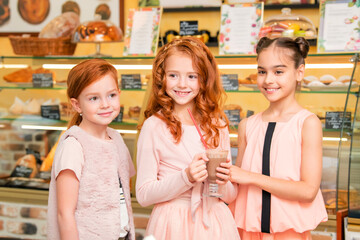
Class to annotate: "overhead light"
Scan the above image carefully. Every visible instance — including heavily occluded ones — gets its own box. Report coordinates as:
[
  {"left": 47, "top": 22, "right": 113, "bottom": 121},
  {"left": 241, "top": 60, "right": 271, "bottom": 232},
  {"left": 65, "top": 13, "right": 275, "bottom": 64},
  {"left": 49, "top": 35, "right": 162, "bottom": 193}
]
[
  {"left": 21, "top": 125, "right": 137, "bottom": 134},
  {"left": 0, "top": 64, "right": 28, "bottom": 68},
  {"left": 218, "top": 64, "right": 257, "bottom": 70},
  {"left": 42, "top": 63, "right": 354, "bottom": 70},
  {"left": 323, "top": 137, "right": 348, "bottom": 142},
  {"left": 42, "top": 64, "right": 152, "bottom": 70}
]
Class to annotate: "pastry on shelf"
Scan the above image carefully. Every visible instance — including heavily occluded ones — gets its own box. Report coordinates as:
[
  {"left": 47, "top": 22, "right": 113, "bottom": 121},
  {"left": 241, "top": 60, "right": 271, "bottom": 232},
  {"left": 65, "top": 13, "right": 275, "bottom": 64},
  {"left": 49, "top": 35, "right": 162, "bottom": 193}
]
[
  {"left": 4, "top": 67, "right": 55, "bottom": 83},
  {"left": 23, "top": 98, "right": 41, "bottom": 115},
  {"left": 302, "top": 75, "right": 318, "bottom": 85},
  {"left": 39, "top": 12, "right": 80, "bottom": 38},
  {"left": 319, "top": 74, "right": 336, "bottom": 85},
  {"left": 128, "top": 106, "right": 141, "bottom": 119},
  {"left": 9, "top": 97, "right": 26, "bottom": 115},
  {"left": 3, "top": 67, "right": 33, "bottom": 83},
  {"left": 10, "top": 154, "right": 38, "bottom": 178}
]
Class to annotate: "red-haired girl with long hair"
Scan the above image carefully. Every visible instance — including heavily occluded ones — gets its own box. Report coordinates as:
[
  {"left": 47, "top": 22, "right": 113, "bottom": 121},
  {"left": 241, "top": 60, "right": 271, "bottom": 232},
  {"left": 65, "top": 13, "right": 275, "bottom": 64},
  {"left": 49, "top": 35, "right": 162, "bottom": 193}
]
[{"left": 136, "top": 37, "right": 240, "bottom": 240}]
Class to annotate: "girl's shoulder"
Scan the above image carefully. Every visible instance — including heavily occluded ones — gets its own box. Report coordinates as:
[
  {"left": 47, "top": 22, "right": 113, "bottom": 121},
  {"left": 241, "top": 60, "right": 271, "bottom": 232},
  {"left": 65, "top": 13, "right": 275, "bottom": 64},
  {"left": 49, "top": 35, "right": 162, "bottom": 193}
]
[{"left": 143, "top": 114, "right": 165, "bottom": 128}]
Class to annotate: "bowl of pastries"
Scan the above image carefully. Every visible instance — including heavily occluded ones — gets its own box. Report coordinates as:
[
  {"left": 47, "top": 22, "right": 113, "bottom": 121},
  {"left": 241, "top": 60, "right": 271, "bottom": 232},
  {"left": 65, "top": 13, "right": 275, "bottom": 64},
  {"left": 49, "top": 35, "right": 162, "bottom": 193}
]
[{"left": 72, "top": 17, "right": 123, "bottom": 43}]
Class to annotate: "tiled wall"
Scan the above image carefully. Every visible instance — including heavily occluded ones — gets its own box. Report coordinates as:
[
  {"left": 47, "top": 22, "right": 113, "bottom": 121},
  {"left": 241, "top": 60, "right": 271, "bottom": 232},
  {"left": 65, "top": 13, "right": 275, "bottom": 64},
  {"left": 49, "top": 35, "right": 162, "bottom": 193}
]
[
  {"left": 0, "top": 201, "right": 150, "bottom": 239},
  {"left": 0, "top": 122, "right": 58, "bottom": 177},
  {"left": 0, "top": 202, "right": 47, "bottom": 239}
]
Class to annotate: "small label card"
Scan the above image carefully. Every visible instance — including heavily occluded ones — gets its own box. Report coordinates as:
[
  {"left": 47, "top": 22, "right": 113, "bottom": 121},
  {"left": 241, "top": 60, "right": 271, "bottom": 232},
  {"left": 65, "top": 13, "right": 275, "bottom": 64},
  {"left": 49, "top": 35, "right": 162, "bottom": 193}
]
[
  {"left": 121, "top": 74, "right": 142, "bottom": 89},
  {"left": 112, "top": 106, "right": 125, "bottom": 123},
  {"left": 246, "top": 110, "right": 255, "bottom": 117},
  {"left": 224, "top": 109, "right": 241, "bottom": 126},
  {"left": 221, "top": 74, "right": 239, "bottom": 91},
  {"left": 33, "top": 73, "right": 53, "bottom": 88},
  {"left": 41, "top": 105, "right": 60, "bottom": 120},
  {"left": 325, "top": 111, "right": 352, "bottom": 130},
  {"left": 180, "top": 21, "right": 198, "bottom": 35}
]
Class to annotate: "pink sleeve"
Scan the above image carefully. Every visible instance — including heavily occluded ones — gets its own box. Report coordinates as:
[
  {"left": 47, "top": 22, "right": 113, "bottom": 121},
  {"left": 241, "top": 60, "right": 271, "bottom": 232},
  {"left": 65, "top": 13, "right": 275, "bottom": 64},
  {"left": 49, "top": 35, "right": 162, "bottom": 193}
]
[
  {"left": 135, "top": 119, "right": 193, "bottom": 207},
  {"left": 54, "top": 137, "right": 84, "bottom": 181},
  {"left": 220, "top": 126, "right": 238, "bottom": 204}
]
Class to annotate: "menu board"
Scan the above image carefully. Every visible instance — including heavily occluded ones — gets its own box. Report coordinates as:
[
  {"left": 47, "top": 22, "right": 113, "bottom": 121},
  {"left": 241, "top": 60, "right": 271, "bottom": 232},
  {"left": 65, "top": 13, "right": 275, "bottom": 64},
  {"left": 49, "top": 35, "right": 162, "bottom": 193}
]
[
  {"left": 123, "top": 7, "right": 162, "bottom": 56},
  {"left": 180, "top": 21, "right": 198, "bottom": 36},
  {"left": 41, "top": 105, "right": 60, "bottom": 120},
  {"left": 224, "top": 109, "right": 241, "bottom": 126},
  {"left": 219, "top": 3, "right": 263, "bottom": 55},
  {"left": 121, "top": 74, "right": 142, "bottom": 89},
  {"left": 33, "top": 73, "right": 53, "bottom": 88},
  {"left": 318, "top": 0, "right": 360, "bottom": 52},
  {"left": 325, "top": 111, "right": 352, "bottom": 130},
  {"left": 221, "top": 74, "right": 239, "bottom": 91}
]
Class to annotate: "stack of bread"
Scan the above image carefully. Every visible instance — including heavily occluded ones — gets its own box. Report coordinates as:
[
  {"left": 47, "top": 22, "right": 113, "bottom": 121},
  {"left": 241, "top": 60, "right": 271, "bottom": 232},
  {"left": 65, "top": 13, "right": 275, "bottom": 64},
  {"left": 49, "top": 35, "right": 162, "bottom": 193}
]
[{"left": 303, "top": 74, "right": 358, "bottom": 87}]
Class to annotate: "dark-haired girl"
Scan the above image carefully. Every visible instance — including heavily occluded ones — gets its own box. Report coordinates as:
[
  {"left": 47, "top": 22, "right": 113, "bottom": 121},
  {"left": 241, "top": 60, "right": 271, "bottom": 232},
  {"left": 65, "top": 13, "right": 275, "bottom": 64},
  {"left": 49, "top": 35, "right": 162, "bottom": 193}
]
[{"left": 225, "top": 37, "right": 328, "bottom": 240}]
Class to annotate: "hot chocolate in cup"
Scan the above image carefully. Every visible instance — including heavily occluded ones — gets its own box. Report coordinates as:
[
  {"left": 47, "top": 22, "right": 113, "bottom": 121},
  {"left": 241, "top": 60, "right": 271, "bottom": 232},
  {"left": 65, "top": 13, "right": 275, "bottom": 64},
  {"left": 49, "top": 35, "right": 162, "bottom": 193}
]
[{"left": 205, "top": 149, "right": 228, "bottom": 183}]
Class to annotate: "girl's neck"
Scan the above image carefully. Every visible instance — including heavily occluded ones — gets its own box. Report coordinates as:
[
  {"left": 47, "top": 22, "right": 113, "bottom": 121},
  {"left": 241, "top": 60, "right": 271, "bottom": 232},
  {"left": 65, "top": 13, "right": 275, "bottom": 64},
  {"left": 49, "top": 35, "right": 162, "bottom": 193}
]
[
  {"left": 78, "top": 122, "right": 110, "bottom": 140},
  {"left": 173, "top": 104, "right": 196, "bottom": 126},
  {"left": 264, "top": 98, "right": 303, "bottom": 121}
]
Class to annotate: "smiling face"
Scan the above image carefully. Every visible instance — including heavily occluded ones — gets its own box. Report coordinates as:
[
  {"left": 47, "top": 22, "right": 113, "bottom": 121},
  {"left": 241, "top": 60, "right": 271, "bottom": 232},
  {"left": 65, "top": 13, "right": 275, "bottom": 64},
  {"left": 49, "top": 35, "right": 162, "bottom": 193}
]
[
  {"left": 70, "top": 73, "right": 120, "bottom": 131},
  {"left": 257, "top": 45, "right": 304, "bottom": 104},
  {"left": 165, "top": 52, "right": 200, "bottom": 112}
]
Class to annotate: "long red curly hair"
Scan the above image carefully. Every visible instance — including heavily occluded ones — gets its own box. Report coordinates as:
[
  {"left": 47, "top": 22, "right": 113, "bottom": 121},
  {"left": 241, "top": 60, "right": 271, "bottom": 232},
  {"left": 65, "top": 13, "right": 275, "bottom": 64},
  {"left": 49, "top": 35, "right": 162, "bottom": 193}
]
[{"left": 142, "top": 37, "right": 229, "bottom": 148}]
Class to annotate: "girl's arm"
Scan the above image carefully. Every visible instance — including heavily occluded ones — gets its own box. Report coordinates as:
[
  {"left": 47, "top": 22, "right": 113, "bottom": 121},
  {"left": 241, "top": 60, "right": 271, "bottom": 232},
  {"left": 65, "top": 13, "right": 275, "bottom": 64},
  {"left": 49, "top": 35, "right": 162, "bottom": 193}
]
[
  {"left": 230, "top": 114, "right": 322, "bottom": 202},
  {"left": 136, "top": 121, "right": 195, "bottom": 207},
  {"left": 56, "top": 170, "right": 80, "bottom": 240}
]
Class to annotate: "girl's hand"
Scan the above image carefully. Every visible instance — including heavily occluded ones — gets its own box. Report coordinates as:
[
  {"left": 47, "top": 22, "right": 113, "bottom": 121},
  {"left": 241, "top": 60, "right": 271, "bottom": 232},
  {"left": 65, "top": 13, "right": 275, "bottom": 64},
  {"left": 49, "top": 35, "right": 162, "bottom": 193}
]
[
  {"left": 216, "top": 160, "right": 232, "bottom": 185},
  {"left": 186, "top": 153, "right": 208, "bottom": 183},
  {"left": 229, "top": 165, "right": 252, "bottom": 185}
]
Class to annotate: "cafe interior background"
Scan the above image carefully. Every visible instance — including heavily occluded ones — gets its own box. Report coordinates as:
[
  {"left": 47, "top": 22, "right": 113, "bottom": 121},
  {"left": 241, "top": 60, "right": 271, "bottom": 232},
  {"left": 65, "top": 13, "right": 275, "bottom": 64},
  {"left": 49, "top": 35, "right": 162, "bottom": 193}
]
[{"left": 0, "top": 0, "right": 359, "bottom": 239}]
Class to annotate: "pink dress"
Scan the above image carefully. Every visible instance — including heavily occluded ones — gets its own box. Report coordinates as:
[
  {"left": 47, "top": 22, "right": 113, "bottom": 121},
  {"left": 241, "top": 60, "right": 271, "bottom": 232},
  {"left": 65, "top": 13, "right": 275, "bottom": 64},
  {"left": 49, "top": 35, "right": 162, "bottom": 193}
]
[
  {"left": 136, "top": 115, "right": 240, "bottom": 240},
  {"left": 231, "top": 109, "right": 328, "bottom": 236}
]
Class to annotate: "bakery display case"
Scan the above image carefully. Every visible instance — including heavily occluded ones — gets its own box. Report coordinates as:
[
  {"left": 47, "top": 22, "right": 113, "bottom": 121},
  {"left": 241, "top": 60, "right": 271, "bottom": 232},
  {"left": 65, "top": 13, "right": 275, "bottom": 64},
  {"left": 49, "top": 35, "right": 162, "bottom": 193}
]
[
  {"left": 0, "top": 56, "right": 152, "bottom": 194},
  {"left": 0, "top": 53, "right": 359, "bottom": 221}
]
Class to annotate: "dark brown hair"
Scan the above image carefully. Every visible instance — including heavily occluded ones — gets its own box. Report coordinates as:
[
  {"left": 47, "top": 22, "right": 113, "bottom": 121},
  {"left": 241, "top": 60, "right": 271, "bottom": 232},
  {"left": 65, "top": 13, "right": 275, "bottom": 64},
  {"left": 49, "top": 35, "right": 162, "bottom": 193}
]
[
  {"left": 142, "top": 37, "right": 228, "bottom": 148},
  {"left": 256, "top": 37, "right": 310, "bottom": 68},
  {"left": 67, "top": 58, "right": 118, "bottom": 128}
]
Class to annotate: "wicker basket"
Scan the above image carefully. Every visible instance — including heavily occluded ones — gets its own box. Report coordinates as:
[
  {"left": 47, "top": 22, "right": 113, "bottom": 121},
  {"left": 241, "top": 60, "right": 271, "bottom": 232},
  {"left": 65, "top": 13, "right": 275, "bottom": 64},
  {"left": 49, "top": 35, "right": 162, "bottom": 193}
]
[{"left": 9, "top": 36, "right": 77, "bottom": 56}]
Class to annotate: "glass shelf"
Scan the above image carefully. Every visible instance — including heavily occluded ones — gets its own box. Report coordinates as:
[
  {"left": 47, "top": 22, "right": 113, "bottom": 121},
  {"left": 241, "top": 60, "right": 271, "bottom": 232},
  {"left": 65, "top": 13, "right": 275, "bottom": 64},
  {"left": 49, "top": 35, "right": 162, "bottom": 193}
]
[
  {"left": 0, "top": 117, "right": 138, "bottom": 126},
  {"left": 0, "top": 86, "right": 146, "bottom": 91},
  {"left": 226, "top": 89, "right": 355, "bottom": 94},
  {"left": 1, "top": 52, "right": 358, "bottom": 60}
]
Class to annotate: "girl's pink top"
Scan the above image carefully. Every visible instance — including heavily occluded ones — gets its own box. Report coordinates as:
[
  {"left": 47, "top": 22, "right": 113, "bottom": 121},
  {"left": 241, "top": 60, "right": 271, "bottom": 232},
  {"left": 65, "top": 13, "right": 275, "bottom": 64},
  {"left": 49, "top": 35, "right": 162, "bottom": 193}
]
[
  {"left": 232, "top": 109, "right": 328, "bottom": 233},
  {"left": 136, "top": 115, "right": 237, "bottom": 225}
]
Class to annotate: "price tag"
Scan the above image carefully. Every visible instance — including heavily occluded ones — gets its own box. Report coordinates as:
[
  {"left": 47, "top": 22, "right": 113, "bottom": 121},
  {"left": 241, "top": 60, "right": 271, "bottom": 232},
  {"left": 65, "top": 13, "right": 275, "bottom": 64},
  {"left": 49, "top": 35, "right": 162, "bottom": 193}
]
[
  {"left": 41, "top": 105, "right": 60, "bottom": 120},
  {"left": 180, "top": 21, "right": 198, "bottom": 36},
  {"left": 246, "top": 110, "right": 255, "bottom": 117},
  {"left": 10, "top": 165, "right": 34, "bottom": 178},
  {"left": 121, "top": 74, "right": 142, "bottom": 90},
  {"left": 112, "top": 106, "right": 125, "bottom": 123},
  {"left": 224, "top": 109, "right": 241, "bottom": 126},
  {"left": 221, "top": 74, "right": 239, "bottom": 91},
  {"left": 325, "top": 111, "right": 351, "bottom": 130},
  {"left": 33, "top": 73, "right": 53, "bottom": 88}
]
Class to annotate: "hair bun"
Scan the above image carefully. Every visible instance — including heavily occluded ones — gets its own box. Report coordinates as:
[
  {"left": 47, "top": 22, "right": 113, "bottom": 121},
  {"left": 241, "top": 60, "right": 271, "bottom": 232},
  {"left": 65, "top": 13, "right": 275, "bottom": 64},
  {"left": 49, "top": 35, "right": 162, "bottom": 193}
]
[
  {"left": 295, "top": 37, "right": 309, "bottom": 59},
  {"left": 256, "top": 37, "right": 270, "bottom": 54}
]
